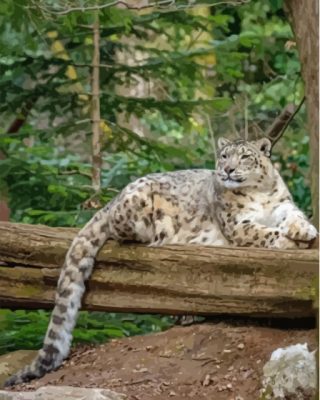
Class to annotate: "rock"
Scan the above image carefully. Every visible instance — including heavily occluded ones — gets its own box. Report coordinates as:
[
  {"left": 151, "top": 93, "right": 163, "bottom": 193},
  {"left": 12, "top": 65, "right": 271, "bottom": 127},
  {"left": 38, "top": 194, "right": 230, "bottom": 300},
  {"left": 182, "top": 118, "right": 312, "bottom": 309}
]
[
  {"left": 261, "top": 343, "right": 316, "bottom": 400},
  {"left": 0, "top": 386, "right": 126, "bottom": 400},
  {"left": 226, "top": 383, "right": 233, "bottom": 390},
  {"left": 0, "top": 350, "right": 37, "bottom": 388},
  {"left": 202, "top": 374, "right": 211, "bottom": 386}
]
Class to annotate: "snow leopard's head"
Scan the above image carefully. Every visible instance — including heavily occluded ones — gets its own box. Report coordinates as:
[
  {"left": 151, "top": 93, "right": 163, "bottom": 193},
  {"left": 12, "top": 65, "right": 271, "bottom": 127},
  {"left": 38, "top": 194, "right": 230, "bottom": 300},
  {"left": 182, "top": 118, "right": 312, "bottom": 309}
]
[{"left": 215, "top": 137, "right": 273, "bottom": 189}]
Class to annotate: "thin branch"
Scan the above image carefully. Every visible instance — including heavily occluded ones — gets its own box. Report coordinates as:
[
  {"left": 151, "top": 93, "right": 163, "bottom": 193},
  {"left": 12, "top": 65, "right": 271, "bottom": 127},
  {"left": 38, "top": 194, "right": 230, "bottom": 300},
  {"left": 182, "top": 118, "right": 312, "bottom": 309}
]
[
  {"left": 66, "top": 49, "right": 216, "bottom": 72},
  {"left": 227, "top": 105, "right": 240, "bottom": 138},
  {"left": 28, "top": 0, "right": 249, "bottom": 16},
  {"left": 250, "top": 121, "right": 265, "bottom": 140},
  {"left": 7, "top": 97, "right": 37, "bottom": 134},
  {"left": 205, "top": 114, "right": 217, "bottom": 160},
  {"left": 30, "top": 0, "right": 173, "bottom": 15},
  {"left": 266, "top": 97, "right": 305, "bottom": 148},
  {"left": 59, "top": 170, "right": 92, "bottom": 179},
  {"left": 244, "top": 94, "right": 248, "bottom": 141}
]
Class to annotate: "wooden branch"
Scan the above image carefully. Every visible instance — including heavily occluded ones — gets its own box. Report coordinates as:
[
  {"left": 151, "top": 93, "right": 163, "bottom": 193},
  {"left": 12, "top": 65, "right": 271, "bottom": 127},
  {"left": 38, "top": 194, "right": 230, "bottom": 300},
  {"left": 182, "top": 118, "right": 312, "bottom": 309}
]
[
  {"left": 266, "top": 98, "right": 305, "bottom": 148},
  {"left": 0, "top": 222, "right": 317, "bottom": 318},
  {"left": 7, "top": 97, "right": 37, "bottom": 134}
]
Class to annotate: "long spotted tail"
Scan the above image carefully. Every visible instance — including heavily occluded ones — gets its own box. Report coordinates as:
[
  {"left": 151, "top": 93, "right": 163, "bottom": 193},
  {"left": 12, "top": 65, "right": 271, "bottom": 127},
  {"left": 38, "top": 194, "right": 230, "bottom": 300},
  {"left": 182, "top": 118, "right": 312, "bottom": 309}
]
[{"left": 5, "top": 207, "right": 110, "bottom": 386}]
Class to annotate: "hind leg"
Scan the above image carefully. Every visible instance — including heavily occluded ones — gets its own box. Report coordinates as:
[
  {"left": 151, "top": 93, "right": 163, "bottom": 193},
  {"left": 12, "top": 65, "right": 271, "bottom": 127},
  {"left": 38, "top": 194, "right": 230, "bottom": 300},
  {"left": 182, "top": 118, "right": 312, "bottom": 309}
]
[{"left": 108, "top": 180, "right": 156, "bottom": 243}]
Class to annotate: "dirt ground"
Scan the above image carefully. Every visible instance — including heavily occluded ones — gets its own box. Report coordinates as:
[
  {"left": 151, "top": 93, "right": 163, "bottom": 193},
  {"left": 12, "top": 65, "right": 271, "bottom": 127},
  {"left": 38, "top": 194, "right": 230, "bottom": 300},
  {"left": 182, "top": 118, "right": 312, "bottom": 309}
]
[{"left": 11, "top": 318, "right": 316, "bottom": 400}]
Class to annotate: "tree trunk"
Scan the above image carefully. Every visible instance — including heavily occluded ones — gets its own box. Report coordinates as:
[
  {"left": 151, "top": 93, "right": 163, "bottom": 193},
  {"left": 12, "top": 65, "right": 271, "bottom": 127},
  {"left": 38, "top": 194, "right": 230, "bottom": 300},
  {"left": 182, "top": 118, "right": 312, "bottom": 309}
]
[
  {"left": 284, "top": 0, "right": 319, "bottom": 228},
  {"left": 0, "top": 222, "right": 317, "bottom": 318},
  {"left": 91, "top": 12, "right": 102, "bottom": 192},
  {"left": 0, "top": 98, "right": 37, "bottom": 222}
]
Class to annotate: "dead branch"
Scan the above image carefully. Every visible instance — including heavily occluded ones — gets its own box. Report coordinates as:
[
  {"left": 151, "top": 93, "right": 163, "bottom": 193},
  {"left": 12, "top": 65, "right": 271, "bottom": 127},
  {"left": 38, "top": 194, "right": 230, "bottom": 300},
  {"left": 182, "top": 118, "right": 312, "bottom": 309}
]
[{"left": 266, "top": 97, "right": 305, "bottom": 148}]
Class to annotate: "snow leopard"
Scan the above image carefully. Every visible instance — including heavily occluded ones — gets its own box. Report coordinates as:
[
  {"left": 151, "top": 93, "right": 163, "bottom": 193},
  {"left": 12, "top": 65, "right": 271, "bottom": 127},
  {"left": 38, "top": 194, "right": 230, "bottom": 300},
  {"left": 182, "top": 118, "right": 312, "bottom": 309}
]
[{"left": 5, "top": 137, "right": 317, "bottom": 386}]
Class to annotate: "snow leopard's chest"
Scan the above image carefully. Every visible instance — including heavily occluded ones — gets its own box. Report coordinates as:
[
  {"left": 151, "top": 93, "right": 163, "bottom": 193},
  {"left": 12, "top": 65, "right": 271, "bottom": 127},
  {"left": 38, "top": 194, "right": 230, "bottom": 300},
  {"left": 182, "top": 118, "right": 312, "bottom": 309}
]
[{"left": 217, "top": 185, "right": 291, "bottom": 228}]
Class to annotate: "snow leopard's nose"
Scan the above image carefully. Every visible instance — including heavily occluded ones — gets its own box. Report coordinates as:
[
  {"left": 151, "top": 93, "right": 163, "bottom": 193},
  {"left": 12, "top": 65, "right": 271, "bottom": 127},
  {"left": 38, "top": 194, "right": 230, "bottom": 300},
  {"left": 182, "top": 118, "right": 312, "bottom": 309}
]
[{"left": 224, "top": 166, "right": 235, "bottom": 174}]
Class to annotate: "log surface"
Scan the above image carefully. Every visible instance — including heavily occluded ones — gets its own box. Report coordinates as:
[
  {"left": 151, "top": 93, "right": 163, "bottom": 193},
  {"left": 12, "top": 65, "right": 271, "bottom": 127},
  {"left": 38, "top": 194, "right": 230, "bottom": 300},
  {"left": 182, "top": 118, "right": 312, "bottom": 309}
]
[{"left": 0, "top": 222, "right": 318, "bottom": 317}]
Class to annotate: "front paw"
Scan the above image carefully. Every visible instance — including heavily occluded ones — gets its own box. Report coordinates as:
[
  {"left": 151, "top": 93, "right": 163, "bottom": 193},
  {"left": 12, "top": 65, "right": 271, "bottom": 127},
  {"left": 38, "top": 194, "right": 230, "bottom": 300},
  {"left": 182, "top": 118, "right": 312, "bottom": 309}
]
[
  {"left": 281, "top": 220, "right": 318, "bottom": 242},
  {"left": 270, "top": 235, "right": 298, "bottom": 249}
]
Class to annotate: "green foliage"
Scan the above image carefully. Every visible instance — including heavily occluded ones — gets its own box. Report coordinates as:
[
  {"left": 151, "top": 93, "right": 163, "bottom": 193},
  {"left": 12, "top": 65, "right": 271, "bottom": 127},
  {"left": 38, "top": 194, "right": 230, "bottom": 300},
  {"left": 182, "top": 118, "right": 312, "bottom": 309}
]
[
  {"left": 0, "top": 310, "right": 173, "bottom": 354},
  {"left": 272, "top": 132, "right": 312, "bottom": 216},
  {"left": 0, "top": 0, "right": 314, "bottom": 354}
]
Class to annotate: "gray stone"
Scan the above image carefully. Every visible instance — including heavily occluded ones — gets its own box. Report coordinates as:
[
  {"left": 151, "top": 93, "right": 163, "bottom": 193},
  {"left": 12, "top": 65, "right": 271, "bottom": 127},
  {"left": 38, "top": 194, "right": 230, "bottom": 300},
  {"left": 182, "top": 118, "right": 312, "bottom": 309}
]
[
  {"left": 0, "top": 386, "right": 126, "bottom": 400},
  {"left": 261, "top": 343, "right": 316, "bottom": 400}
]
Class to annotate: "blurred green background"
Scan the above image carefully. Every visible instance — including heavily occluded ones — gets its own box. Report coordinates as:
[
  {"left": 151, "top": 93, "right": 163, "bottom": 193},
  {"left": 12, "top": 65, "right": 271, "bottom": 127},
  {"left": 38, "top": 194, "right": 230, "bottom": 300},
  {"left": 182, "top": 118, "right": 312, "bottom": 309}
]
[{"left": 0, "top": 0, "right": 312, "bottom": 355}]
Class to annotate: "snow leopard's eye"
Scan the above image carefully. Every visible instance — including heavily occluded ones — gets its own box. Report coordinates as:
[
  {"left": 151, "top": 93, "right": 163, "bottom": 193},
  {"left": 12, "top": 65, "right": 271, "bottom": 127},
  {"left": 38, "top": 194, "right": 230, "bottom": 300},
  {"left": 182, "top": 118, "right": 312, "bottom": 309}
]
[
  {"left": 240, "top": 154, "right": 250, "bottom": 160},
  {"left": 221, "top": 154, "right": 227, "bottom": 159}
]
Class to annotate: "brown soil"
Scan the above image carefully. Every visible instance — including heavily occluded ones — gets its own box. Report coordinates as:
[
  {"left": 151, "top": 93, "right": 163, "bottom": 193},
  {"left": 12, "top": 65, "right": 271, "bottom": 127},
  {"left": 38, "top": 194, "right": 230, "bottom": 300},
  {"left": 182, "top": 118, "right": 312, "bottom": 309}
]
[{"left": 12, "top": 320, "right": 316, "bottom": 400}]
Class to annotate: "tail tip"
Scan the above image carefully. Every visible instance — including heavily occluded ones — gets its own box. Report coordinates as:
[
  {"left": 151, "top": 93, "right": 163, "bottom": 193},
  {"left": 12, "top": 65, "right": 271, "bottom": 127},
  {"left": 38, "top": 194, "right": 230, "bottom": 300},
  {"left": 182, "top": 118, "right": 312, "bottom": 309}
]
[
  {"left": 3, "top": 367, "right": 37, "bottom": 387},
  {"left": 4, "top": 374, "right": 21, "bottom": 388}
]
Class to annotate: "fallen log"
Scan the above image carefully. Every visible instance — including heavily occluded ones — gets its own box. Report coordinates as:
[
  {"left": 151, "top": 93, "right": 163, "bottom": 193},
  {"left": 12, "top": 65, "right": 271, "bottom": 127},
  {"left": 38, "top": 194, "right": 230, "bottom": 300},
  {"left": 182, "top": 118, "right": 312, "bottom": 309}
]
[{"left": 0, "top": 222, "right": 318, "bottom": 318}]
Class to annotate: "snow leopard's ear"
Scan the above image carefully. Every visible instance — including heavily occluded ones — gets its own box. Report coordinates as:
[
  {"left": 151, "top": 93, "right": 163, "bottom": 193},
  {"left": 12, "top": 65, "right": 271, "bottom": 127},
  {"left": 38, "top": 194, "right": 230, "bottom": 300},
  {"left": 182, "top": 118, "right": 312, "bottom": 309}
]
[
  {"left": 253, "top": 138, "right": 272, "bottom": 157},
  {"left": 217, "top": 137, "right": 231, "bottom": 150}
]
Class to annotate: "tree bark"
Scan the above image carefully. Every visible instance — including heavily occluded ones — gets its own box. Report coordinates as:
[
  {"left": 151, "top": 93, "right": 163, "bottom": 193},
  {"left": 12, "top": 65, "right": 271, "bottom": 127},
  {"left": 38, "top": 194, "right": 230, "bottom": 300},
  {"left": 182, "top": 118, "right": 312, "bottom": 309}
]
[
  {"left": 0, "top": 98, "right": 37, "bottom": 222},
  {"left": 0, "top": 222, "right": 317, "bottom": 318},
  {"left": 284, "top": 0, "right": 319, "bottom": 228}
]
